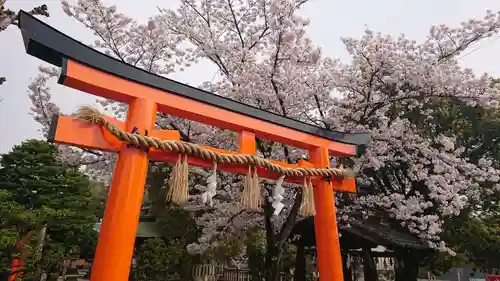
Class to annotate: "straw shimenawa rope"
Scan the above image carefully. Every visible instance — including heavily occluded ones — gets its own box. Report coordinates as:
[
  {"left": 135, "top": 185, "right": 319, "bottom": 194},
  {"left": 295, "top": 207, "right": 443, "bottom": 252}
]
[
  {"left": 73, "top": 106, "right": 355, "bottom": 179},
  {"left": 75, "top": 106, "right": 357, "bottom": 215}
]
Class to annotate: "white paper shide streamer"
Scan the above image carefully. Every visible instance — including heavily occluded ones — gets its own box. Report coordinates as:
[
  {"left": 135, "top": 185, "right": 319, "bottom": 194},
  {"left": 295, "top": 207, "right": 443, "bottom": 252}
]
[
  {"left": 272, "top": 175, "right": 285, "bottom": 215},
  {"left": 202, "top": 163, "right": 218, "bottom": 206}
]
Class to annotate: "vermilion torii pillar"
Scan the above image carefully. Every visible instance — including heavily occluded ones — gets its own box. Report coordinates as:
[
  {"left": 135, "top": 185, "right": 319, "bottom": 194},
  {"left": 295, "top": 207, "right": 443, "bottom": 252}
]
[{"left": 18, "top": 11, "right": 369, "bottom": 281}]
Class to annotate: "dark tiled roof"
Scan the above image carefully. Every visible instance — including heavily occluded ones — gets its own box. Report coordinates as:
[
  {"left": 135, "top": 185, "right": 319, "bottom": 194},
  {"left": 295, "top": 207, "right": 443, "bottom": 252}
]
[
  {"left": 341, "top": 220, "right": 431, "bottom": 250},
  {"left": 292, "top": 217, "right": 431, "bottom": 250}
]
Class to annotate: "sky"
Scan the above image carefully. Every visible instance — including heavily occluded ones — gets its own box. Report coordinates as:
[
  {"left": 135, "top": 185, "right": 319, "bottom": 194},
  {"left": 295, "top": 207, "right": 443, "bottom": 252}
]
[{"left": 1, "top": 0, "right": 500, "bottom": 153}]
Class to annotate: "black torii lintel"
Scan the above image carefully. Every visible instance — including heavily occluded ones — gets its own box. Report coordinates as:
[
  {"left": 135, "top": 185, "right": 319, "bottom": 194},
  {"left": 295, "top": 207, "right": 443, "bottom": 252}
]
[{"left": 17, "top": 10, "right": 370, "bottom": 148}]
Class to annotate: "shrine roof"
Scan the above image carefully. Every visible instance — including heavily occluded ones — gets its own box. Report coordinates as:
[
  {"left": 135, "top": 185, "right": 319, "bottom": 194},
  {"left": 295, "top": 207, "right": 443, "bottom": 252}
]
[
  {"left": 17, "top": 10, "right": 370, "bottom": 148},
  {"left": 293, "top": 217, "right": 432, "bottom": 250}
]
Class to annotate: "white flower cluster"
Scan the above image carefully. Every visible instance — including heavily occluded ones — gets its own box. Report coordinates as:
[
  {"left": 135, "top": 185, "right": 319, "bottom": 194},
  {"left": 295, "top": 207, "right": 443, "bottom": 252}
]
[{"left": 25, "top": 0, "right": 500, "bottom": 254}]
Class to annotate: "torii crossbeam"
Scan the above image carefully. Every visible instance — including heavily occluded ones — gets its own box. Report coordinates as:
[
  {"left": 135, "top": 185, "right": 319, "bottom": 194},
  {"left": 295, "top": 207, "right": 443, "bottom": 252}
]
[{"left": 18, "top": 11, "right": 370, "bottom": 281}]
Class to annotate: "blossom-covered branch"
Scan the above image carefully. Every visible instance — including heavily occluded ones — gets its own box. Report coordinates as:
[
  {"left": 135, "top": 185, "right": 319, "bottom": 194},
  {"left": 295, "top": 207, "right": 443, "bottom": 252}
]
[
  {"left": 24, "top": 0, "right": 500, "bottom": 261},
  {"left": 331, "top": 12, "right": 500, "bottom": 251},
  {"left": 1, "top": 0, "right": 49, "bottom": 90}
]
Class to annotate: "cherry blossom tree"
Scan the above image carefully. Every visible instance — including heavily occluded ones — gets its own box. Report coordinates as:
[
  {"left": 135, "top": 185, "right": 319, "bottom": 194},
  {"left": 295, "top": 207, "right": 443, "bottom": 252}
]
[
  {"left": 25, "top": 0, "right": 500, "bottom": 279},
  {"left": 0, "top": 0, "right": 48, "bottom": 90},
  {"left": 333, "top": 15, "right": 500, "bottom": 249},
  {"left": 31, "top": 2, "right": 318, "bottom": 279}
]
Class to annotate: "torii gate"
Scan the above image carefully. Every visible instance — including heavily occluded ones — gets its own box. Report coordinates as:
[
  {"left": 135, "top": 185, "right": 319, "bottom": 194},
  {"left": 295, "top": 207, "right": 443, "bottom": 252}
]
[{"left": 17, "top": 11, "right": 369, "bottom": 281}]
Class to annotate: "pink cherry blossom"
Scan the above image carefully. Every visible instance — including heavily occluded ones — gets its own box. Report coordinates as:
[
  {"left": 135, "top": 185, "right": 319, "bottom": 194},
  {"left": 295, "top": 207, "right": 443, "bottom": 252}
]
[{"left": 25, "top": 0, "right": 500, "bottom": 256}]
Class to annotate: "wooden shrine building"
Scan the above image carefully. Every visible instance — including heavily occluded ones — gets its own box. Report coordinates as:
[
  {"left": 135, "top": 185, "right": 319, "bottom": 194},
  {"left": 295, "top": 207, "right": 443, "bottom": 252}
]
[{"left": 292, "top": 217, "right": 434, "bottom": 281}]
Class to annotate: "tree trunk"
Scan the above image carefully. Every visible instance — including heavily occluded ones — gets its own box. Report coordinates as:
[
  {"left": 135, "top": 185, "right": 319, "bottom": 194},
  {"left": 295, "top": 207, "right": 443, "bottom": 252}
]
[
  {"left": 34, "top": 225, "right": 47, "bottom": 262},
  {"left": 342, "top": 252, "right": 353, "bottom": 281},
  {"left": 394, "top": 251, "right": 419, "bottom": 281},
  {"left": 263, "top": 185, "right": 303, "bottom": 281},
  {"left": 362, "top": 247, "right": 378, "bottom": 281},
  {"left": 293, "top": 240, "right": 306, "bottom": 281},
  {"left": 264, "top": 245, "right": 283, "bottom": 281}
]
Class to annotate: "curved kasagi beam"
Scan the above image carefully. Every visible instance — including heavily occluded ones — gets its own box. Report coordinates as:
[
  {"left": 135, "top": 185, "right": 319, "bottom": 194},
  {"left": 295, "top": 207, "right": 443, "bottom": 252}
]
[{"left": 17, "top": 10, "right": 370, "bottom": 156}]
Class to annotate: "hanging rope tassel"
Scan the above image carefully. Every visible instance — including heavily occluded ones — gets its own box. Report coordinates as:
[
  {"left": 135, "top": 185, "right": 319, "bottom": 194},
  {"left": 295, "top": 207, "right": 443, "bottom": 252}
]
[
  {"left": 241, "top": 166, "right": 261, "bottom": 210},
  {"left": 166, "top": 154, "right": 182, "bottom": 203},
  {"left": 166, "top": 154, "right": 189, "bottom": 205},
  {"left": 252, "top": 166, "right": 261, "bottom": 210},
  {"left": 241, "top": 165, "right": 252, "bottom": 208},
  {"left": 202, "top": 162, "right": 218, "bottom": 207},
  {"left": 299, "top": 177, "right": 316, "bottom": 217},
  {"left": 181, "top": 154, "right": 189, "bottom": 201}
]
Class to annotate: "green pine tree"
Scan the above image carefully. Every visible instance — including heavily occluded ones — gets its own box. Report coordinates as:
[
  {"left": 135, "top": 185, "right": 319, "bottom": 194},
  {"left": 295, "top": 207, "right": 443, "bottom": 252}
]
[{"left": 0, "top": 139, "right": 99, "bottom": 279}]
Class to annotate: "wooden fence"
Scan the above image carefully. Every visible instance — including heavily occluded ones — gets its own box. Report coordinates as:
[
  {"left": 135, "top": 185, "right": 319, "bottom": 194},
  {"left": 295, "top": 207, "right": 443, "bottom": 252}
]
[{"left": 193, "top": 264, "right": 293, "bottom": 281}]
